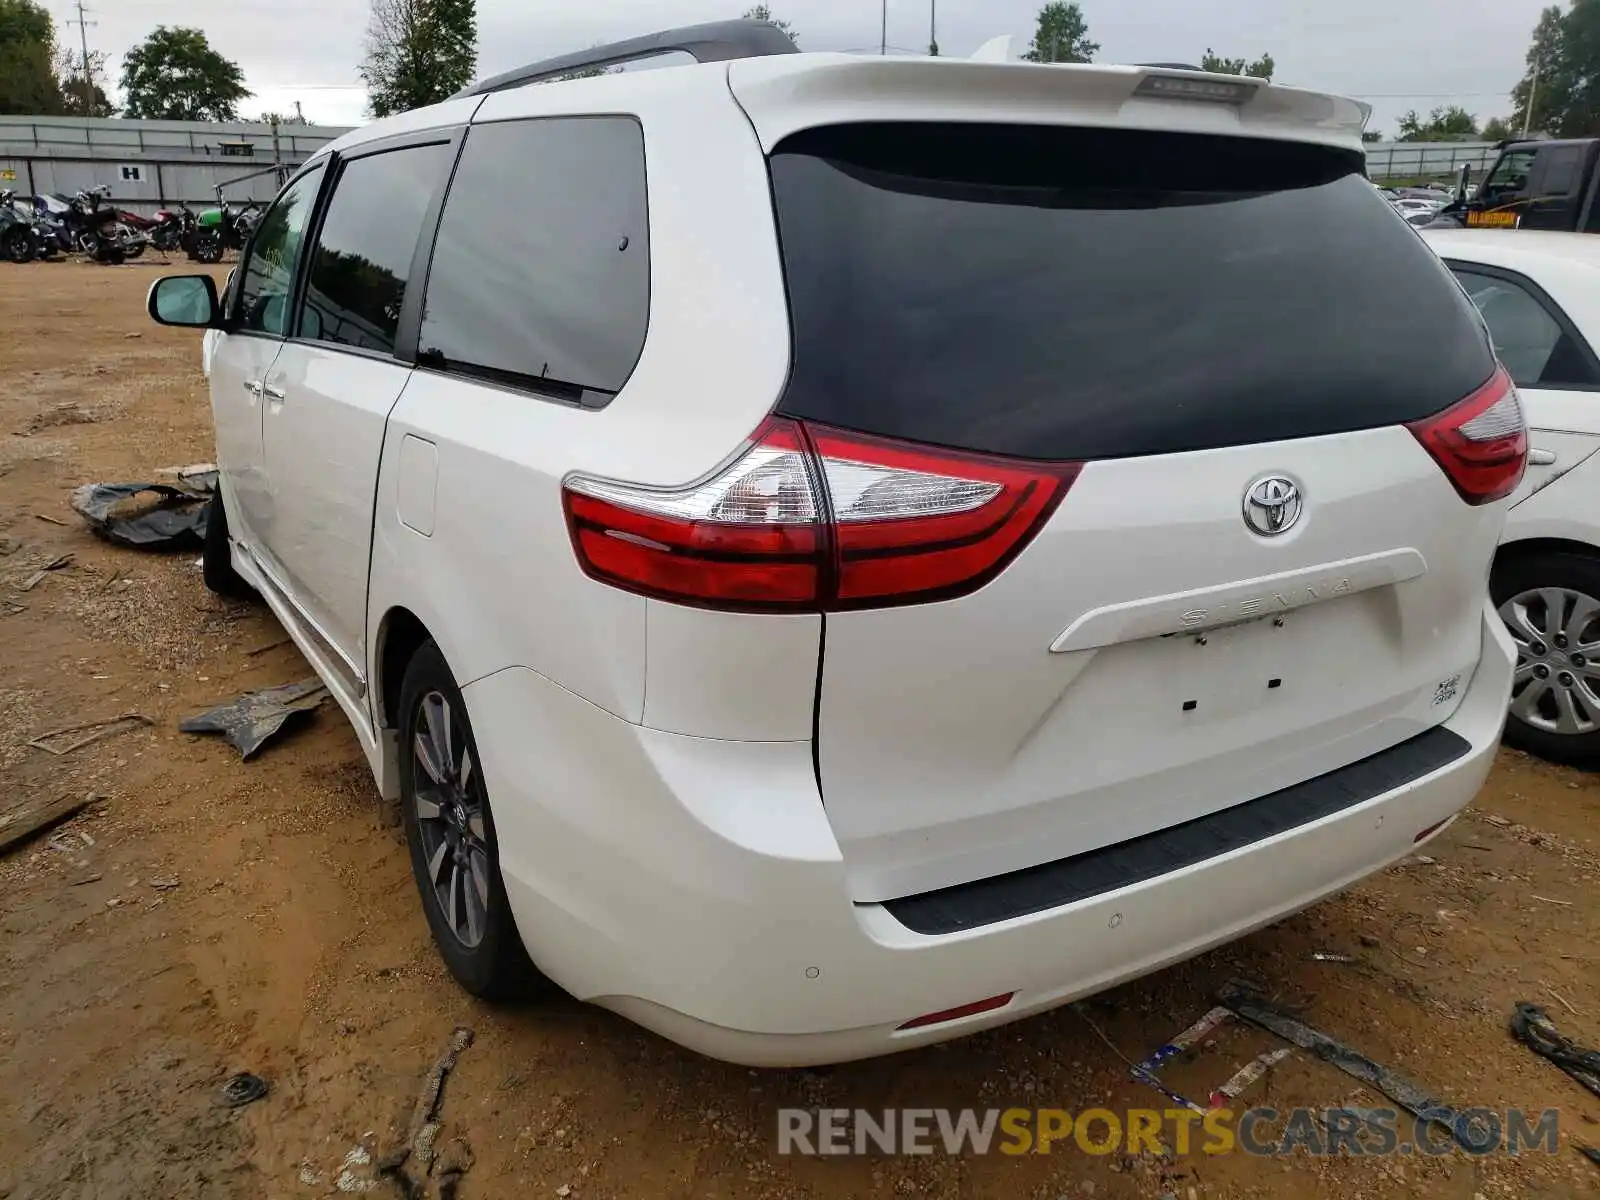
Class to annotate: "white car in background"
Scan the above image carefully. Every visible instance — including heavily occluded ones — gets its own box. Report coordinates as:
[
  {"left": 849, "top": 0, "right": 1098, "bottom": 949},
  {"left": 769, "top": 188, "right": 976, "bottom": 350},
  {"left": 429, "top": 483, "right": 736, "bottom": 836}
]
[{"left": 1424, "top": 230, "right": 1600, "bottom": 763}]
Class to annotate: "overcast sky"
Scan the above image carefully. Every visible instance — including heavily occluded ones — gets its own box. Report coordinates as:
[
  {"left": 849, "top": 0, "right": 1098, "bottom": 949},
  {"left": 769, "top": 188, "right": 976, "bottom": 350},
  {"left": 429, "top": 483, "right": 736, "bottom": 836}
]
[{"left": 60, "top": 0, "right": 1548, "bottom": 138}]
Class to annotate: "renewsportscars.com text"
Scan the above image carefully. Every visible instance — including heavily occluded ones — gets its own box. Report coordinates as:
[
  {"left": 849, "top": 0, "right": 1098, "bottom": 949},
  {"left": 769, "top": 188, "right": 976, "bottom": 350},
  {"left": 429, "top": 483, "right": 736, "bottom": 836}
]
[{"left": 776, "top": 1106, "right": 1561, "bottom": 1158}]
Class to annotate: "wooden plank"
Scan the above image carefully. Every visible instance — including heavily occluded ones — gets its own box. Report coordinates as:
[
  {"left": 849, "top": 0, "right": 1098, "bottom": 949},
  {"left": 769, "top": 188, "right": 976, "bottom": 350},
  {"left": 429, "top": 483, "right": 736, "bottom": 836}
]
[{"left": 0, "top": 794, "right": 91, "bottom": 855}]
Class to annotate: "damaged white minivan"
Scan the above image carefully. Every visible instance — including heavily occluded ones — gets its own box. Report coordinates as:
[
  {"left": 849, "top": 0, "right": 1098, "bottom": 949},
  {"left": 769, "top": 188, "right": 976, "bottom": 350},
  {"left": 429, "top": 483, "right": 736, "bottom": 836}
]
[{"left": 147, "top": 21, "right": 1521, "bottom": 1066}]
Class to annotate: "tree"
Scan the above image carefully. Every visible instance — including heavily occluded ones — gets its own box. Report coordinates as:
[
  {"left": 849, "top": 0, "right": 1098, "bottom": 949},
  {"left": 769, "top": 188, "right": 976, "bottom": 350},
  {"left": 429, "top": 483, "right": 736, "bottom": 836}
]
[
  {"left": 0, "top": 0, "right": 65, "bottom": 115},
  {"left": 1021, "top": 2, "right": 1098, "bottom": 64},
  {"left": 741, "top": 4, "right": 797, "bottom": 47},
  {"left": 1510, "top": 5, "right": 1570, "bottom": 135},
  {"left": 1200, "top": 48, "right": 1274, "bottom": 80},
  {"left": 57, "top": 47, "right": 114, "bottom": 116},
  {"left": 1481, "top": 115, "right": 1517, "bottom": 141},
  {"left": 121, "top": 27, "right": 249, "bottom": 120},
  {"left": 360, "top": 0, "right": 476, "bottom": 118},
  {"left": 1396, "top": 105, "right": 1479, "bottom": 141},
  {"left": 1508, "top": 1, "right": 1600, "bottom": 137}
]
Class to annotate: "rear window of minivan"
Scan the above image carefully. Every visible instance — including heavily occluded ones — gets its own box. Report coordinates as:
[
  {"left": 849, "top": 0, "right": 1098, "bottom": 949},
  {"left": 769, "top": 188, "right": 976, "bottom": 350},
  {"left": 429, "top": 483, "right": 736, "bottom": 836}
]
[{"left": 769, "top": 123, "right": 1496, "bottom": 461}]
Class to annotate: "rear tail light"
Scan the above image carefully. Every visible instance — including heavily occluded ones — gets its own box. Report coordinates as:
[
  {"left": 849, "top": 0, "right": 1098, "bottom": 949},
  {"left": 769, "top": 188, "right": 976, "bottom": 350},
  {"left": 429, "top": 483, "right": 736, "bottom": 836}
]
[
  {"left": 563, "top": 419, "right": 1079, "bottom": 612},
  {"left": 1406, "top": 366, "right": 1527, "bottom": 505}
]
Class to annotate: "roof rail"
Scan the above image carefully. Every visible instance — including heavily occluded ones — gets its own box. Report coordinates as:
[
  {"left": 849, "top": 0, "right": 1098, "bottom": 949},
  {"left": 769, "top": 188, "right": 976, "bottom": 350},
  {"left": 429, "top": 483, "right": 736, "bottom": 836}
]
[{"left": 454, "top": 19, "right": 799, "bottom": 98}]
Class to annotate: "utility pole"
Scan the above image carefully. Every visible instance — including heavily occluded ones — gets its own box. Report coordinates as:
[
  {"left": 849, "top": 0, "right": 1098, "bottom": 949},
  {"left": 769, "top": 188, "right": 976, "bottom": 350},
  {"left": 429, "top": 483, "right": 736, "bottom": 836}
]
[
  {"left": 880, "top": 0, "right": 887, "bottom": 55},
  {"left": 1523, "top": 55, "right": 1541, "bottom": 136},
  {"left": 929, "top": 0, "right": 937, "bottom": 55},
  {"left": 66, "top": 0, "right": 97, "bottom": 116},
  {"left": 293, "top": 100, "right": 304, "bottom": 124}
]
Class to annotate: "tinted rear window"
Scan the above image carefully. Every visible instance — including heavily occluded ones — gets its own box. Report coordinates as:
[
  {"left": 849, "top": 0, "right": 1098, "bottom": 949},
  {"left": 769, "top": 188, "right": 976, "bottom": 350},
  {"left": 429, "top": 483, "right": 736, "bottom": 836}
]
[{"left": 770, "top": 124, "right": 1495, "bottom": 461}]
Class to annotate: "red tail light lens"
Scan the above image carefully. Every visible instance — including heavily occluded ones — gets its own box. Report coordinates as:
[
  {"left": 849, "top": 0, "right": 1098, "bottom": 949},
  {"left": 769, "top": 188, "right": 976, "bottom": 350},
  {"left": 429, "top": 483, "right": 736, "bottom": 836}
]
[
  {"left": 562, "top": 418, "right": 825, "bottom": 611},
  {"left": 810, "top": 426, "right": 1080, "bottom": 609},
  {"left": 562, "top": 420, "right": 1078, "bottom": 612},
  {"left": 1406, "top": 367, "right": 1527, "bottom": 505}
]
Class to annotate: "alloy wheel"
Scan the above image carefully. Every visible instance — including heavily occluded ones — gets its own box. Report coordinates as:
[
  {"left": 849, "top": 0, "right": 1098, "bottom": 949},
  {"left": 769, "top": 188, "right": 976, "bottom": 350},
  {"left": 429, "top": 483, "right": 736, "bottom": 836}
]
[
  {"left": 1500, "top": 586, "right": 1600, "bottom": 736},
  {"left": 411, "top": 690, "right": 491, "bottom": 947}
]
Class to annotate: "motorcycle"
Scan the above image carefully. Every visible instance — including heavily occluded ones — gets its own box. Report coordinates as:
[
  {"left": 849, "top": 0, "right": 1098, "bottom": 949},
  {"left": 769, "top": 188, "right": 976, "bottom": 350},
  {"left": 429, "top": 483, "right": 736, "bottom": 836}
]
[
  {"left": 57, "top": 186, "right": 145, "bottom": 263},
  {"left": 0, "top": 190, "right": 55, "bottom": 263},
  {"left": 145, "top": 205, "right": 195, "bottom": 254},
  {"left": 191, "top": 198, "right": 260, "bottom": 263}
]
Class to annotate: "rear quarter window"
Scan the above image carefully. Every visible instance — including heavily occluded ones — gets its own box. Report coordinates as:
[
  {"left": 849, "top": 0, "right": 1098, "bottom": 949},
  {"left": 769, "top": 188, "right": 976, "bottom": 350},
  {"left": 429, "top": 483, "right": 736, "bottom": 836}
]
[
  {"left": 418, "top": 116, "right": 649, "bottom": 405},
  {"left": 770, "top": 123, "right": 1497, "bottom": 461}
]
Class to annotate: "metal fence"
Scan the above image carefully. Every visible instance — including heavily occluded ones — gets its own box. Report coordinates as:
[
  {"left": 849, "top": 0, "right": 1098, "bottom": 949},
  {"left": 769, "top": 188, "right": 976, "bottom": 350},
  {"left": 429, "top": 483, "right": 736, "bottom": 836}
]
[
  {"left": 0, "top": 115, "right": 353, "bottom": 214},
  {"left": 1363, "top": 141, "right": 1500, "bottom": 182}
]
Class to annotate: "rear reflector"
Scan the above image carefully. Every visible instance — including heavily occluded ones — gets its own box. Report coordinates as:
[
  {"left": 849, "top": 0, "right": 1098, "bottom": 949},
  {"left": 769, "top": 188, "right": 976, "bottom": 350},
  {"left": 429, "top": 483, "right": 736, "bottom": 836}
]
[
  {"left": 563, "top": 419, "right": 1079, "bottom": 612},
  {"left": 896, "top": 992, "right": 1016, "bottom": 1031},
  {"left": 1414, "top": 816, "right": 1454, "bottom": 843},
  {"left": 1406, "top": 366, "right": 1527, "bottom": 505}
]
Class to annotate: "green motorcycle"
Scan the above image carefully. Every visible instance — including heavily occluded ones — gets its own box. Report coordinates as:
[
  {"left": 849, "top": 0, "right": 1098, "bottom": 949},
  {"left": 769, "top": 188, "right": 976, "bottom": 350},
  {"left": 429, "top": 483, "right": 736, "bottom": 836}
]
[{"left": 189, "top": 199, "right": 261, "bottom": 263}]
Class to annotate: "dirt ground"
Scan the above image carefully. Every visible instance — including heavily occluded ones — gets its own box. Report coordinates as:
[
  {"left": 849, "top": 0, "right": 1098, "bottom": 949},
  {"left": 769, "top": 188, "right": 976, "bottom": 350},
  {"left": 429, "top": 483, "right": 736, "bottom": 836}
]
[{"left": 0, "top": 261, "right": 1596, "bottom": 1200}]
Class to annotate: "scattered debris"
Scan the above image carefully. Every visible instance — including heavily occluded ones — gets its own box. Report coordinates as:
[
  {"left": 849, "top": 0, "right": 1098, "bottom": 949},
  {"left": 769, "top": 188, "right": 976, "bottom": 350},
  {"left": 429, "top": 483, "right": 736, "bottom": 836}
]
[
  {"left": 17, "top": 552, "right": 74, "bottom": 591},
  {"left": 149, "top": 876, "right": 180, "bottom": 891},
  {"left": 27, "top": 712, "right": 151, "bottom": 756},
  {"left": 179, "top": 680, "right": 329, "bottom": 759},
  {"left": 153, "top": 462, "right": 219, "bottom": 492},
  {"left": 1129, "top": 1007, "right": 1233, "bottom": 1112},
  {"left": 379, "top": 1027, "right": 476, "bottom": 1199},
  {"left": 1307, "top": 952, "right": 1358, "bottom": 963},
  {"left": 1581, "top": 1144, "right": 1600, "bottom": 1168},
  {"left": 1547, "top": 989, "right": 1583, "bottom": 1019},
  {"left": 24, "top": 402, "right": 98, "bottom": 434},
  {"left": 0, "top": 793, "right": 93, "bottom": 855},
  {"left": 0, "top": 535, "right": 18, "bottom": 556},
  {"left": 1482, "top": 814, "right": 1512, "bottom": 827},
  {"left": 218, "top": 1072, "right": 270, "bottom": 1108},
  {"left": 32, "top": 512, "right": 68, "bottom": 526},
  {"left": 337, "top": 1145, "right": 379, "bottom": 1194},
  {"left": 1208, "top": 1047, "right": 1294, "bottom": 1109},
  {"left": 2, "top": 601, "right": 25, "bottom": 617},
  {"left": 1531, "top": 895, "right": 1573, "bottom": 906},
  {"left": 1509, "top": 1002, "right": 1600, "bottom": 1098},
  {"left": 70, "top": 481, "right": 211, "bottom": 550},
  {"left": 1220, "top": 985, "right": 1491, "bottom": 1149},
  {"left": 245, "top": 637, "right": 290, "bottom": 657},
  {"left": 70, "top": 872, "right": 103, "bottom": 887}
]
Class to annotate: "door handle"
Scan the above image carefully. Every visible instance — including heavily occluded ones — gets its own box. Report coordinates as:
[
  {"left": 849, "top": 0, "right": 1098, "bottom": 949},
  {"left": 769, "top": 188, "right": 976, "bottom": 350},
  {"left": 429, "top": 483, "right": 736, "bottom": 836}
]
[
  {"left": 1528, "top": 448, "right": 1557, "bottom": 466},
  {"left": 242, "top": 379, "right": 263, "bottom": 399},
  {"left": 262, "top": 384, "right": 286, "bottom": 401}
]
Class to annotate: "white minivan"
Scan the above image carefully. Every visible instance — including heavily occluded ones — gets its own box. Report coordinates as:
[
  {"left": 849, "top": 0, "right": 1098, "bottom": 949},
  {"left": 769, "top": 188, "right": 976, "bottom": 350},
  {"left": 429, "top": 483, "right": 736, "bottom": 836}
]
[{"left": 148, "top": 21, "right": 1520, "bottom": 1066}]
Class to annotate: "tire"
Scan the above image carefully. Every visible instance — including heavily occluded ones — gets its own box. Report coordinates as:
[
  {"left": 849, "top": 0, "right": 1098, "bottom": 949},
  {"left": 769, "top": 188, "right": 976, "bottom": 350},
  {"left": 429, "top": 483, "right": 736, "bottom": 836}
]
[
  {"left": 1, "top": 226, "right": 33, "bottom": 264},
  {"left": 1491, "top": 549, "right": 1600, "bottom": 764},
  {"left": 399, "top": 640, "right": 539, "bottom": 999},
  {"left": 201, "top": 494, "right": 253, "bottom": 599},
  {"left": 192, "top": 231, "right": 223, "bottom": 264}
]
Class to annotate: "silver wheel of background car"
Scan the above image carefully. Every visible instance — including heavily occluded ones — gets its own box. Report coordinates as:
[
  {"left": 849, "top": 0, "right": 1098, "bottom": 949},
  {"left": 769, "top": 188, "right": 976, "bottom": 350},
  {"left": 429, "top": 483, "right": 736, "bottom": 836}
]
[
  {"left": 411, "top": 690, "right": 491, "bottom": 948},
  {"left": 1500, "top": 586, "right": 1600, "bottom": 736}
]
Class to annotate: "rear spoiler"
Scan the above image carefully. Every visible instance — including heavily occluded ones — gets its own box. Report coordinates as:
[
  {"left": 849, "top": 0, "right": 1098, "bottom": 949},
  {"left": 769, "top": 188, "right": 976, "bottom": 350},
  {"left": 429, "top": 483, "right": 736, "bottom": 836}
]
[{"left": 727, "top": 56, "right": 1370, "bottom": 154}]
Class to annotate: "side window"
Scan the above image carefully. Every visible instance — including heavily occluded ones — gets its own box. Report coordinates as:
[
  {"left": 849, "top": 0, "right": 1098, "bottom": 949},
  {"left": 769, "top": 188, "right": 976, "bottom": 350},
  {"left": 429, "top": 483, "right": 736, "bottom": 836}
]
[
  {"left": 418, "top": 117, "right": 649, "bottom": 403},
  {"left": 236, "top": 164, "right": 324, "bottom": 336},
  {"left": 297, "top": 142, "right": 452, "bottom": 355},
  {"left": 1452, "top": 267, "right": 1600, "bottom": 389},
  {"left": 1531, "top": 145, "right": 1584, "bottom": 197}
]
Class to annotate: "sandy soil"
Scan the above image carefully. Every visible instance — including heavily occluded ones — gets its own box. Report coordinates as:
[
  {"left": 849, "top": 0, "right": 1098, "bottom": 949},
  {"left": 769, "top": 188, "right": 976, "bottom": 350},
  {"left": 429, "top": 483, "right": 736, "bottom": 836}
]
[{"left": 0, "top": 261, "right": 1596, "bottom": 1200}]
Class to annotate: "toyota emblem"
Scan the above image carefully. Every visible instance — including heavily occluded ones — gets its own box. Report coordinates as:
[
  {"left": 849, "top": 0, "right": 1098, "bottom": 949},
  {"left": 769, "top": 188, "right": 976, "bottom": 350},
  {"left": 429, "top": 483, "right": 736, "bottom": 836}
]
[{"left": 1243, "top": 476, "right": 1303, "bottom": 537}]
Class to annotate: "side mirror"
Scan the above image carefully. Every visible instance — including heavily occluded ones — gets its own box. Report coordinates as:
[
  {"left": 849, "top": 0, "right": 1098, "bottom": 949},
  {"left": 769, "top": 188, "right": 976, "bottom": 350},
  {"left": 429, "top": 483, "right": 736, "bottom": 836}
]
[
  {"left": 1455, "top": 163, "right": 1472, "bottom": 206},
  {"left": 147, "top": 274, "right": 221, "bottom": 329}
]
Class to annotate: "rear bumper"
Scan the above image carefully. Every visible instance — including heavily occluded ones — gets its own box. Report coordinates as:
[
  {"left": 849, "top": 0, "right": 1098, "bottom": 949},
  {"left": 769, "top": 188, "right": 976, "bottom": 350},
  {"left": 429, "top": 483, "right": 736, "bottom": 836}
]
[{"left": 467, "top": 600, "right": 1513, "bottom": 1067}]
